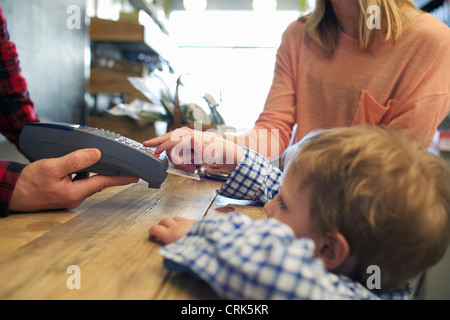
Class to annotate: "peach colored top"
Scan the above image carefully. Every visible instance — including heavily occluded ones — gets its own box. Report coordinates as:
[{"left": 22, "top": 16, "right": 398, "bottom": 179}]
[{"left": 254, "top": 13, "right": 450, "bottom": 153}]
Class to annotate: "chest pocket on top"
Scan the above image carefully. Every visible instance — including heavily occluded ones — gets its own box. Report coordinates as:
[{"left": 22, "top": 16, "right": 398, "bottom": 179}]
[{"left": 352, "top": 90, "right": 396, "bottom": 126}]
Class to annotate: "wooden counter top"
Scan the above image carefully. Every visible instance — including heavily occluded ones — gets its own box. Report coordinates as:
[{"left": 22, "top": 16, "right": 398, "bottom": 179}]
[{"left": 0, "top": 175, "right": 265, "bottom": 300}]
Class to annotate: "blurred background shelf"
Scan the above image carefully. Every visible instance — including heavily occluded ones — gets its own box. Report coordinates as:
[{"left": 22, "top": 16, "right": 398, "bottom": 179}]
[
  {"left": 87, "top": 0, "right": 178, "bottom": 139},
  {"left": 89, "top": 13, "right": 176, "bottom": 63}
]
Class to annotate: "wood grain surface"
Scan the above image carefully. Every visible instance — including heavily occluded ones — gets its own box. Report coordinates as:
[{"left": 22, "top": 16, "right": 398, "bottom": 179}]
[{"left": 0, "top": 175, "right": 265, "bottom": 300}]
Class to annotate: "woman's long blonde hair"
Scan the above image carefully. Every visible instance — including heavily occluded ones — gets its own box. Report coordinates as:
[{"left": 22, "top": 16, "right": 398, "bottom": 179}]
[{"left": 304, "top": 0, "right": 417, "bottom": 58}]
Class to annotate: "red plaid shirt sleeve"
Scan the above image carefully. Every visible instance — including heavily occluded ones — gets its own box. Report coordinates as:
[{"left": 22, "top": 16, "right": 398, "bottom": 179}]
[
  {"left": 0, "top": 161, "right": 26, "bottom": 216},
  {"left": 0, "top": 8, "right": 39, "bottom": 147},
  {"left": 0, "top": 8, "right": 39, "bottom": 216}
]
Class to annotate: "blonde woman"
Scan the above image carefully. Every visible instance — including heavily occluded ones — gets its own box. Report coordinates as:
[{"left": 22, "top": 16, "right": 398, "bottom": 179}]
[{"left": 146, "top": 0, "right": 450, "bottom": 169}]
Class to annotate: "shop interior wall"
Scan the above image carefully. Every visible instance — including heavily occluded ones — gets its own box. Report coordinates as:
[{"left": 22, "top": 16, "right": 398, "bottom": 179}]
[{"left": 0, "top": 0, "right": 87, "bottom": 124}]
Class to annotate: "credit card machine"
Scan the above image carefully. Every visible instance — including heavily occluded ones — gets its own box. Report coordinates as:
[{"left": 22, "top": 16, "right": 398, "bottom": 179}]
[{"left": 19, "top": 122, "right": 168, "bottom": 189}]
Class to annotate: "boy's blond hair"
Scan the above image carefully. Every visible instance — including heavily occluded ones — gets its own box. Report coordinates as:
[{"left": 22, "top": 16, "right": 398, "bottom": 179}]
[
  {"left": 291, "top": 126, "right": 450, "bottom": 290},
  {"left": 303, "top": 0, "right": 417, "bottom": 58}
]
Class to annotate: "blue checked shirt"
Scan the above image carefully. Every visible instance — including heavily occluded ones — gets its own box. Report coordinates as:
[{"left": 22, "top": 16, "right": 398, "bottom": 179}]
[
  {"left": 216, "top": 147, "right": 282, "bottom": 204},
  {"left": 159, "top": 148, "right": 412, "bottom": 300}
]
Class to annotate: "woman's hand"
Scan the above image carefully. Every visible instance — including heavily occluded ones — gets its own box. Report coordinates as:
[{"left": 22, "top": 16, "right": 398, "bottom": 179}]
[{"left": 143, "top": 127, "right": 244, "bottom": 174}]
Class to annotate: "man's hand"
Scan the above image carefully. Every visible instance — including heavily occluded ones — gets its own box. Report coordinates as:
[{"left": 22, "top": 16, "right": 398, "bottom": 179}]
[
  {"left": 9, "top": 148, "right": 139, "bottom": 212},
  {"left": 149, "top": 217, "right": 197, "bottom": 244}
]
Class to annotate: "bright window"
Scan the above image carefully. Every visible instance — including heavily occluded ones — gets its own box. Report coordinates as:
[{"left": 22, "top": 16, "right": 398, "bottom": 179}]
[{"left": 169, "top": 10, "right": 300, "bottom": 131}]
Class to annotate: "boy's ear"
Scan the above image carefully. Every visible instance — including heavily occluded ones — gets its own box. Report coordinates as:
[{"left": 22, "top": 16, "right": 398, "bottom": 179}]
[{"left": 317, "top": 233, "right": 351, "bottom": 271}]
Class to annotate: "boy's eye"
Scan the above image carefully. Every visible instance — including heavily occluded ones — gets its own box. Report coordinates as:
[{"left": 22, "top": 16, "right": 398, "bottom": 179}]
[{"left": 277, "top": 195, "right": 287, "bottom": 210}]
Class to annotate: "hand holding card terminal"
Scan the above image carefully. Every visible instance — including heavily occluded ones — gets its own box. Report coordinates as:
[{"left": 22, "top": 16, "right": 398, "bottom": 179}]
[{"left": 19, "top": 123, "right": 168, "bottom": 188}]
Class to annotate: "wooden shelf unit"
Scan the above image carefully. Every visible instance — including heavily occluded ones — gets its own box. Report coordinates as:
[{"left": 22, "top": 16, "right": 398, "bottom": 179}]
[{"left": 87, "top": 7, "right": 178, "bottom": 138}]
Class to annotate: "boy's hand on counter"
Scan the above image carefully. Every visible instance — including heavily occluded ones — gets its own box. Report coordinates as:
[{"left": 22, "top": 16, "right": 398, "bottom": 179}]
[{"left": 149, "top": 216, "right": 197, "bottom": 245}]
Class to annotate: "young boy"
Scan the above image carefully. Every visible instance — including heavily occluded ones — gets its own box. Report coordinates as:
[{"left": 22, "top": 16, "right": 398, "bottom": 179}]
[{"left": 149, "top": 126, "right": 450, "bottom": 300}]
